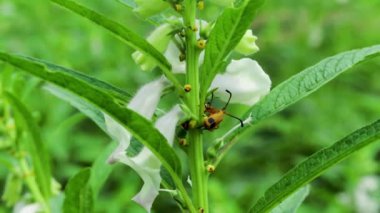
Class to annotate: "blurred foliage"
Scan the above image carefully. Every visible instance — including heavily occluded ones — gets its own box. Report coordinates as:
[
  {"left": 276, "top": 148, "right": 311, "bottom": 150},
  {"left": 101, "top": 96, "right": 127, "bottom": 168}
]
[{"left": 1, "top": 0, "right": 380, "bottom": 212}]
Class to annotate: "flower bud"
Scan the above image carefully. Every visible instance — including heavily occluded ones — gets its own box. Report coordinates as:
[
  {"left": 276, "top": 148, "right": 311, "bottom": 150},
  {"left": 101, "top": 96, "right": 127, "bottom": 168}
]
[
  {"left": 211, "top": 0, "right": 234, "bottom": 8},
  {"left": 184, "top": 84, "right": 192, "bottom": 92},
  {"left": 206, "top": 164, "right": 215, "bottom": 173},
  {"left": 197, "top": 39, "right": 206, "bottom": 49},
  {"left": 132, "top": 23, "right": 173, "bottom": 71},
  {"left": 234, "top": 30, "right": 259, "bottom": 56},
  {"left": 197, "top": 1, "right": 205, "bottom": 10},
  {"left": 134, "top": 0, "right": 170, "bottom": 18}
]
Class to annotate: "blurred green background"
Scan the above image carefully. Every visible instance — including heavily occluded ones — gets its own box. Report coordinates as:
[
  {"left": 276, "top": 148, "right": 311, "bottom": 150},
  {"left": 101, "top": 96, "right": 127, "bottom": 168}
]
[{"left": 1, "top": 0, "right": 380, "bottom": 212}]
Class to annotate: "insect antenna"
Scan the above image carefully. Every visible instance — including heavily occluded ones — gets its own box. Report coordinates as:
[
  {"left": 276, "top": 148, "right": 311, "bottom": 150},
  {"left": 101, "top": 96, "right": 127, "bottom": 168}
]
[
  {"left": 222, "top": 90, "right": 232, "bottom": 110},
  {"left": 225, "top": 112, "right": 244, "bottom": 127}
]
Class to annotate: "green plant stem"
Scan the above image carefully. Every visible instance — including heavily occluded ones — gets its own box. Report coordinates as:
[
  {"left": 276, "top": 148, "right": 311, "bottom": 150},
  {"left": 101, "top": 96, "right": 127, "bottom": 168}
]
[
  {"left": 188, "top": 130, "right": 208, "bottom": 211},
  {"left": 19, "top": 158, "right": 50, "bottom": 213},
  {"left": 184, "top": 0, "right": 208, "bottom": 212}
]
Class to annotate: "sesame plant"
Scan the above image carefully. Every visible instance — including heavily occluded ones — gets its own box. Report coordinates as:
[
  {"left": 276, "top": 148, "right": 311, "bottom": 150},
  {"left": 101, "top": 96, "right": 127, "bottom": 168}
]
[{"left": 1, "top": 0, "right": 380, "bottom": 212}]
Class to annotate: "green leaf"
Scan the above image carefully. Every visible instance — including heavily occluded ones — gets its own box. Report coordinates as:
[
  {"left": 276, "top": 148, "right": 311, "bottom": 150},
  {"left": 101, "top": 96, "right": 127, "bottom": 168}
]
[
  {"left": 250, "top": 119, "right": 380, "bottom": 213},
  {"left": 270, "top": 185, "right": 310, "bottom": 213},
  {"left": 2, "top": 173, "right": 23, "bottom": 207},
  {"left": 0, "top": 52, "right": 181, "bottom": 178},
  {"left": 29, "top": 57, "right": 131, "bottom": 103},
  {"left": 45, "top": 84, "right": 107, "bottom": 132},
  {"left": 50, "top": 0, "right": 182, "bottom": 90},
  {"left": 209, "top": 45, "right": 380, "bottom": 166},
  {"left": 200, "top": 0, "right": 265, "bottom": 102},
  {"left": 5, "top": 92, "right": 51, "bottom": 199},
  {"left": 63, "top": 168, "right": 93, "bottom": 213},
  {"left": 89, "top": 143, "right": 116, "bottom": 197},
  {"left": 248, "top": 44, "right": 380, "bottom": 123}
]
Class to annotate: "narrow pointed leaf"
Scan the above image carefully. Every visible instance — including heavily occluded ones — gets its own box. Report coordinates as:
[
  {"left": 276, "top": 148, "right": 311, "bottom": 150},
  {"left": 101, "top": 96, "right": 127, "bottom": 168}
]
[
  {"left": 270, "top": 185, "right": 310, "bottom": 213},
  {"left": 247, "top": 44, "right": 380, "bottom": 123},
  {"left": 45, "top": 84, "right": 107, "bottom": 132},
  {"left": 30, "top": 57, "right": 131, "bottom": 102},
  {"left": 5, "top": 92, "right": 51, "bottom": 199},
  {"left": 50, "top": 0, "right": 168, "bottom": 69},
  {"left": 50, "top": 0, "right": 182, "bottom": 90},
  {"left": 250, "top": 119, "right": 380, "bottom": 213},
  {"left": 209, "top": 45, "right": 380, "bottom": 165},
  {"left": 0, "top": 52, "right": 182, "bottom": 178},
  {"left": 200, "top": 0, "right": 265, "bottom": 102},
  {"left": 89, "top": 143, "right": 116, "bottom": 197},
  {"left": 63, "top": 168, "right": 93, "bottom": 213}
]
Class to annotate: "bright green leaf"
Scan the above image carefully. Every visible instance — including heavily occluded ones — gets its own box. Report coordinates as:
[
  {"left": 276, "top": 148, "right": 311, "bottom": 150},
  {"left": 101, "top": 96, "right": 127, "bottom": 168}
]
[
  {"left": 63, "top": 168, "right": 93, "bottom": 213},
  {"left": 2, "top": 173, "right": 23, "bottom": 207},
  {"left": 200, "top": 0, "right": 265, "bottom": 103},
  {"left": 247, "top": 44, "right": 380, "bottom": 123},
  {"left": 250, "top": 119, "right": 380, "bottom": 213},
  {"left": 5, "top": 92, "right": 51, "bottom": 199},
  {"left": 209, "top": 45, "right": 380, "bottom": 166}
]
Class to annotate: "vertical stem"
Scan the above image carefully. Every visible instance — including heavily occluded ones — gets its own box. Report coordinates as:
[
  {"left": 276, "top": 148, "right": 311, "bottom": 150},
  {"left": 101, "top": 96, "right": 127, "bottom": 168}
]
[
  {"left": 188, "top": 130, "right": 208, "bottom": 211},
  {"left": 19, "top": 159, "right": 51, "bottom": 213},
  {"left": 184, "top": 0, "right": 209, "bottom": 212}
]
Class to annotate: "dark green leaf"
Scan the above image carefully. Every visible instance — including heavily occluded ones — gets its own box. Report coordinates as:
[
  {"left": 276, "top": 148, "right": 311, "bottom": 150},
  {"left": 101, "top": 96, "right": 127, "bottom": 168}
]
[
  {"left": 5, "top": 92, "right": 51, "bottom": 199},
  {"left": 28, "top": 57, "right": 131, "bottom": 102},
  {"left": 270, "top": 185, "right": 310, "bottom": 213},
  {"left": 200, "top": 0, "right": 265, "bottom": 103},
  {"left": 250, "top": 119, "right": 380, "bottom": 213},
  {"left": 0, "top": 52, "right": 182, "bottom": 178},
  {"left": 63, "top": 168, "right": 93, "bottom": 213}
]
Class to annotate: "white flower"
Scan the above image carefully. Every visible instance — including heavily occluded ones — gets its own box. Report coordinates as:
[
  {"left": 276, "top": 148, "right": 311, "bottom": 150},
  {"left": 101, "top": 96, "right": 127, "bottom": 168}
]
[
  {"left": 104, "top": 78, "right": 183, "bottom": 212},
  {"left": 210, "top": 58, "right": 271, "bottom": 106},
  {"left": 134, "top": 18, "right": 209, "bottom": 73},
  {"left": 13, "top": 202, "right": 41, "bottom": 213},
  {"left": 160, "top": 24, "right": 270, "bottom": 107},
  {"left": 164, "top": 42, "right": 205, "bottom": 74},
  {"left": 132, "top": 23, "right": 174, "bottom": 72},
  {"left": 354, "top": 176, "right": 379, "bottom": 213},
  {"left": 234, "top": 30, "right": 259, "bottom": 56}
]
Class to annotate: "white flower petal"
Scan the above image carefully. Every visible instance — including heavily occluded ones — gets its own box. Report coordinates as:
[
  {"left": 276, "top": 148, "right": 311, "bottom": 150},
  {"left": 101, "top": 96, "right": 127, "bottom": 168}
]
[
  {"left": 165, "top": 42, "right": 205, "bottom": 74},
  {"left": 165, "top": 42, "right": 186, "bottom": 74},
  {"left": 128, "top": 77, "right": 165, "bottom": 119},
  {"left": 13, "top": 202, "right": 41, "bottom": 213},
  {"left": 164, "top": 19, "right": 208, "bottom": 74},
  {"left": 154, "top": 105, "right": 183, "bottom": 145},
  {"left": 104, "top": 102, "right": 183, "bottom": 212},
  {"left": 355, "top": 176, "right": 380, "bottom": 213},
  {"left": 210, "top": 58, "right": 271, "bottom": 106},
  {"left": 130, "top": 105, "right": 183, "bottom": 211},
  {"left": 132, "top": 23, "right": 173, "bottom": 72},
  {"left": 105, "top": 78, "right": 165, "bottom": 163}
]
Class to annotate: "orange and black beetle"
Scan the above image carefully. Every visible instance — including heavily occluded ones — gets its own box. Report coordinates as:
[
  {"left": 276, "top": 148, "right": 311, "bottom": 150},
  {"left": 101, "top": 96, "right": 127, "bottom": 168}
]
[{"left": 203, "top": 90, "right": 243, "bottom": 131}]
